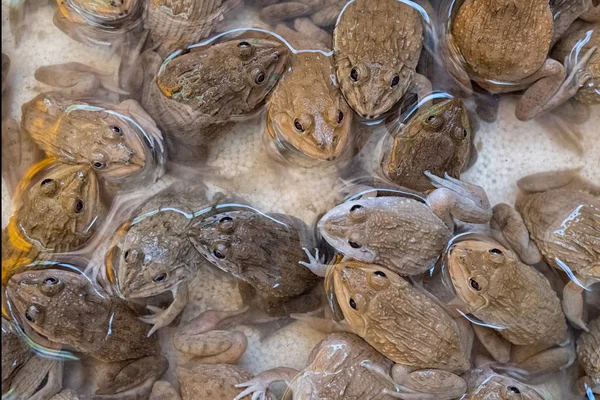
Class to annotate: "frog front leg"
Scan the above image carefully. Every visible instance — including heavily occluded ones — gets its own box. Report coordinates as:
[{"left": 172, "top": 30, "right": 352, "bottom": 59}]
[
  {"left": 173, "top": 308, "right": 249, "bottom": 364},
  {"left": 515, "top": 59, "right": 566, "bottom": 121},
  {"left": 95, "top": 355, "right": 169, "bottom": 399},
  {"left": 490, "top": 204, "right": 543, "bottom": 265},
  {"left": 140, "top": 280, "right": 189, "bottom": 336},
  {"left": 508, "top": 342, "right": 574, "bottom": 379},
  {"left": 234, "top": 367, "right": 300, "bottom": 400},
  {"left": 563, "top": 276, "right": 599, "bottom": 331}
]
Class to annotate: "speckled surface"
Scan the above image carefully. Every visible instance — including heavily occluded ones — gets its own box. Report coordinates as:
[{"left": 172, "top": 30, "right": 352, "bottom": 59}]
[{"left": 1, "top": 0, "right": 599, "bottom": 398}]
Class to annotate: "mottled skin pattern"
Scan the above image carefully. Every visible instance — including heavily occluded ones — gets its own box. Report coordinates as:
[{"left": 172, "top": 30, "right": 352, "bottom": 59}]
[
  {"left": 1, "top": 162, "right": 105, "bottom": 286},
  {"left": 447, "top": 240, "right": 568, "bottom": 346},
  {"left": 267, "top": 49, "right": 353, "bottom": 161},
  {"left": 462, "top": 366, "right": 545, "bottom": 400},
  {"left": 190, "top": 210, "right": 320, "bottom": 313},
  {"left": 381, "top": 98, "right": 472, "bottom": 192},
  {"left": 576, "top": 317, "right": 600, "bottom": 394},
  {"left": 177, "top": 364, "right": 260, "bottom": 400},
  {"left": 333, "top": 0, "right": 426, "bottom": 119}
]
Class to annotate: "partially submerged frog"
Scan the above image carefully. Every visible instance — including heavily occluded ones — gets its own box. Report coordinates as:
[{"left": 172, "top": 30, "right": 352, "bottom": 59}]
[
  {"left": 491, "top": 169, "right": 600, "bottom": 331},
  {"left": 333, "top": 0, "right": 431, "bottom": 119},
  {"left": 576, "top": 317, "right": 599, "bottom": 395},
  {"left": 318, "top": 172, "right": 492, "bottom": 276},
  {"left": 235, "top": 332, "right": 399, "bottom": 400},
  {"left": 462, "top": 363, "right": 546, "bottom": 400},
  {"left": 267, "top": 48, "right": 353, "bottom": 162},
  {"left": 380, "top": 98, "right": 473, "bottom": 193},
  {"left": 190, "top": 208, "right": 321, "bottom": 315},
  {"left": 447, "top": 239, "right": 572, "bottom": 376},
  {"left": 6, "top": 268, "right": 168, "bottom": 398}
]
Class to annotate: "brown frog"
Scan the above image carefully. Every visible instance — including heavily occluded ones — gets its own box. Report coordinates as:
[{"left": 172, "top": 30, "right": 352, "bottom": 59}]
[
  {"left": 315, "top": 172, "right": 492, "bottom": 276},
  {"left": 6, "top": 268, "right": 168, "bottom": 398},
  {"left": 333, "top": 0, "right": 431, "bottom": 119},
  {"left": 380, "top": 98, "right": 473, "bottom": 193},
  {"left": 447, "top": 239, "right": 572, "bottom": 377},
  {"left": 267, "top": 47, "right": 353, "bottom": 163},
  {"left": 491, "top": 169, "right": 600, "bottom": 332},
  {"left": 462, "top": 364, "right": 546, "bottom": 400},
  {"left": 190, "top": 208, "right": 321, "bottom": 316},
  {"left": 1, "top": 161, "right": 106, "bottom": 287},
  {"left": 576, "top": 317, "right": 599, "bottom": 395},
  {"left": 235, "top": 332, "right": 400, "bottom": 400}
]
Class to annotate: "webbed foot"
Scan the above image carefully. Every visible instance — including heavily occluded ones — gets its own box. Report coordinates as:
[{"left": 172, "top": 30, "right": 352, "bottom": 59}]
[
  {"left": 298, "top": 247, "right": 329, "bottom": 277},
  {"left": 140, "top": 281, "right": 189, "bottom": 336},
  {"left": 234, "top": 367, "right": 298, "bottom": 400}
]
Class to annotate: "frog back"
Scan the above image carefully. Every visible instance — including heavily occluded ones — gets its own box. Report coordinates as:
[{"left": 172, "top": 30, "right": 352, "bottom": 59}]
[
  {"left": 452, "top": 0, "right": 553, "bottom": 82},
  {"left": 577, "top": 317, "right": 600, "bottom": 384},
  {"left": 518, "top": 189, "right": 600, "bottom": 279}
]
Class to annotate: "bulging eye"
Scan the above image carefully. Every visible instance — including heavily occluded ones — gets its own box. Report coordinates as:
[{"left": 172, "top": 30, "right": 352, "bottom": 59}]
[
  {"left": 424, "top": 113, "right": 444, "bottom": 130},
  {"left": 349, "top": 298, "right": 357, "bottom": 309},
  {"left": 41, "top": 178, "right": 53, "bottom": 186},
  {"left": 349, "top": 204, "right": 366, "bottom": 221},
  {"left": 92, "top": 161, "right": 106, "bottom": 170},
  {"left": 41, "top": 276, "right": 64, "bottom": 296},
  {"left": 507, "top": 386, "right": 521, "bottom": 395},
  {"left": 212, "top": 243, "right": 228, "bottom": 260},
  {"left": 25, "top": 305, "right": 44, "bottom": 325},
  {"left": 110, "top": 125, "right": 122, "bottom": 136},
  {"left": 123, "top": 248, "right": 140, "bottom": 264},
  {"left": 391, "top": 74, "right": 400, "bottom": 87},
  {"left": 469, "top": 278, "right": 481, "bottom": 291},
  {"left": 213, "top": 249, "right": 225, "bottom": 259},
  {"left": 348, "top": 241, "right": 361, "bottom": 249},
  {"left": 369, "top": 270, "right": 389, "bottom": 289},
  {"left": 237, "top": 41, "right": 254, "bottom": 59},
  {"left": 294, "top": 119, "right": 305, "bottom": 133},
  {"left": 350, "top": 205, "right": 362, "bottom": 212},
  {"left": 374, "top": 271, "right": 386, "bottom": 278},
  {"left": 350, "top": 68, "right": 359, "bottom": 82},
  {"left": 217, "top": 216, "right": 234, "bottom": 233},
  {"left": 74, "top": 199, "right": 84, "bottom": 213},
  {"left": 40, "top": 178, "right": 58, "bottom": 195},
  {"left": 153, "top": 273, "right": 167, "bottom": 283},
  {"left": 337, "top": 111, "right": 344, "bottom": 123},
  {"left": 489, "top": 248, "right": 503, "bottom": 255}
]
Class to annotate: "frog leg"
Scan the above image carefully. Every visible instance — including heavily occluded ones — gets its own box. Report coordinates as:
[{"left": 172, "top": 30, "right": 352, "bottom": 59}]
[
  {"left": 290, "top": 313, "right": 353, "bottom": 333},
  {"left": 506, "top": 342, "right": 575, "bottom": 379},
  {"left": 515, "top": 59, "right": 566, "bottom": 121},
  {"left": 490, "top": 204, "right": 543, "bottom": 265},
  {"left": 362, "top": 362, "right": 466, "bottom": 400},
  {"left": 95, "top": 355, "right": 169, "bottom": 398},
  {"left": 234, "top": 367, "right": 300, "bottom": 400},
  {"left": 516, "top": 169, "right": 600, "bottom": 195},
  {"left": 298, "top": 247, "right": 329, "bottom": 277},
  {"left": 173, "top": 308, "right": 249, "bottom": 364},
  {"left": 472, "top": 324, "right": 511, "bottom": 363},
  {"left": 425, "top": 171, "right": 492, "bottom": 229},
  {"left": 140, "top": 280, "right": 189, "bottom": 336},
  {"left": 9, "top": 357, "right": 63, "bottom": 400},
  {"left": 150, "top": 380, "right": 182, "bottom": 400},
  {"left": 563, "top": 276, "right": 598, "bottom": 332},
  {"left": 580, "top": 1, "right": 600, "bottom": 22}
]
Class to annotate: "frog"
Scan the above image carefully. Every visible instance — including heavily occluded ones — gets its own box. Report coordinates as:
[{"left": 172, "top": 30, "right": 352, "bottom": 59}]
[
  {"left": 576, "top": 316, "right": 600, "bottom": 395},
  {"left": 491, "top": 169, "right": 600, "bottom": 332},
  {"left": 266, "top": 45, "right": 353, "bottom": 163},
  {"left": 144, "top": 0, "right": 243, "bottom": 57},
  {"left": 2, "top": 53, "right": 9, "bottom": 93},
  {"left": 316, "top": 172, "right": 492, "bottom": 276},
  {"left": 1, "top": 161, "right": 106, "bottom": 287},
  {"left": 235, "top": 332, "right": 402, "bottom": 400},
  {"left": 333, "top": 0, "right": 431, "bottom": 119},
  {"left": 106, "top": 184, "right": 213, "bottom": 336},
  {"left": 2, "top": 318, "right": 63, "bottom": 399},
  {"left": 190, "top": 208, "right": 322, "bottom": 316},
  {"left": 380, "top": 97, "right": 474, "bottom": 193},
  {"left": 450, "top": 0, "right": 596, "bottom": 122},
  {"left": 258, "top": 0, "right": 325, "bottom": 24},
  {"left": 6, "top": 268, "right": 169, "bottom": 398},
  {"left": 293, "top": 261, "right": 473, "bottom": 400},
  {"left": 122, "top": 36, "right": 288, "bottom": 161},
  {"left": 550, "top": 0, "right": 598, "bottom": 44},
  {"left": 446, "top": 239, "right": 573, "bottom": 377},
  {"left": 462, "top": 363, "right": 546, "bottom": 400}
]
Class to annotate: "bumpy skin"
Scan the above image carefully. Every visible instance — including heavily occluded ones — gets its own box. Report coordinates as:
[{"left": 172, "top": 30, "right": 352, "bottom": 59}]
[
  {"left": 267, "top": 49, "right": 352, "bottom": 161},
  {"left": 142, "top": 38, "right": 288, "bottom": 146},
  {"left": 318, "top": 196, "right": 452, "bottom": 276},
  {"left": 1, "top": 53, "right": 8, "bottom": 92},
  {"left": 2, "top": 162, "right": 105, "bottom": 285},
  {"left": 462, "top": 366, "right": 545, "bottom": 400},
  {"left": 551, "top": 22, "right": 600, "bottom": 105},
  {"left": 333, "top": 0, "right": 424, "bottom": 119},
  {"left": 577, "top": 317, "right": 600, "bottom": 393},
  {"left": 177, "top": 364, "right": 264, "bottom": 400},
  {"left": 381, "top": 98, "right": 472, "bottom": 192},
  {"left": 6, "top": 269, "right": 159, "bottom": 363},
  {"left": 190, "top": 210, "right": 320, "bottom": 310},
  {"left": 452, "top": 0, "right": 553, "bottom": 85},
  {"left": 447, "top": 240, "right": 568, "bottom": 346},
  {"left": 329, "top": 261, "right": 471, "bottom": 371}
]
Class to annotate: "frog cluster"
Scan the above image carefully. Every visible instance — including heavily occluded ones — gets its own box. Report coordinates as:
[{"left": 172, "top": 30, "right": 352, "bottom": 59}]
[{"left": 1, "top": 0, "right": 599, "bottom": 399}]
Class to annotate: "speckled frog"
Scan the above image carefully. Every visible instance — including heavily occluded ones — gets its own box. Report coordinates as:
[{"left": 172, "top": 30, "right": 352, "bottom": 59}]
[
  {"left": 6, "top": 269, "right": 168, "bottom": 398},
  {"left": 576, "top": 317, "right": 600, "bottom": 395},
  {"left": 381, "top": 98, "right": 474, "bottom": 193},
  {"left": 447, "top": 239, "right": 572, "bottom": 377},
  {"left": 333, "top": 0, "right": 431, "bottom": 119},
  {"left": 318, "top": 172, "right": 492, "bottom": 276},
  {"left": 462, "top": 364, "right": 546, "bottom": 400},
  {"left": 491, "top": 169, "right": 600, "bottom": 331}
]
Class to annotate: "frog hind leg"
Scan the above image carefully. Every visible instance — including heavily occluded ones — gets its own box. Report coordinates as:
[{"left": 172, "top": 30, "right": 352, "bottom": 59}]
[
  {"left": 516, "top": 168, "right": 600, "bottom": 195},
  {"left": 10, "top": 357, "right": 63, "bottom": 400},
  {"left": 150, "top": 380, "right": 182, "bottom": 400},
  {"left": 140, "top": 280, "right": 189, "bottom": 336},
  {"left": 472, "top": 324, "right": 511, "bottom": 364},
  {"left": 425, "top": 171, "right": 492, "bottom": 229},
  {"left": 515, "top": 58, "right": 566, "bottom": 121},
  {"left": 562, "top": 277, "right": 598, "bottom": 332},
  {"left": 490, "top": 203, "right": 543, "bottom": 265},
  {"left": 508, "top": 342, "right": 575, "bottom": 379},
  {"left": 95, "top": 355, "right": 169, "bottom": 398}
]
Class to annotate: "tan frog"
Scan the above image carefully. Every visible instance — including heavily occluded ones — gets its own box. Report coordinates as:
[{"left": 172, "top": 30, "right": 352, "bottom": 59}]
[
  {"left": 576, "top": 317, "right": 599, "bottom": 395},
  {"left": 235, "top": 332, "right": 400, "bottom": 400},
  {"left": 316, "top": 172, "right": 492, "bottom": 276},
  {"left": 190, "top": 208, "right": 321, "bottom": 315},
  {"left": 267, "top": 47, "right": 353, "bottom": 163},
  {"left": 462, "top": 364, "right": 546, "bottom": 400},
  {"left": 333, "top": 0, "right": 431, "bottom": 119},
  {"left": 447, "top": 239, "right": 572, "bottom": 377},
  {"left": 491, "top": 169, "right": 600, "bottom": 331},
  {"left": 6, "top": 268, "right": 168, "bottom": 398},
  {"left": 380, "top": 98, "right": 473, "bottom": 193}
]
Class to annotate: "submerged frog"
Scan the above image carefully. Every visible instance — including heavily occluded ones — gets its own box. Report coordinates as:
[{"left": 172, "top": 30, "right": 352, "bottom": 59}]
[
  {"left": 491, "top": 169, "right": 600, "bottom": 331},
  {"left": 462, "top": 364, "right": 546, "bottom": 400},
  {"left": 447, "top": 239, "right": 572, "bottom": 376},
  {"left": 124, "top": 37, "right": 288, "bottom": 160},
  {"left": 381, "top": 98, "right": 473, "bottom": 193},
  {"left": 333, "top": 0, "right": 431, "bottom": 119},
  {"left": 6, "top": 269, "right": 168, "bottom": 398},
  {"left": 576, "top": 317, "right": 600, "bottom": 395},
  {"left": 318, "top": 172, "right": 492, "bottom": 276},
  {"left": 267, "top": 48, "right": 353, "bottom": 162},
  {"left": 235, "top": 332, "right": 399, "bottom": 400},
  {"left": 2, "top": 162, "right": 106, "bottom": 286},
  {"left": 190, "top": 208, "right": 321, "bottom": 315}
]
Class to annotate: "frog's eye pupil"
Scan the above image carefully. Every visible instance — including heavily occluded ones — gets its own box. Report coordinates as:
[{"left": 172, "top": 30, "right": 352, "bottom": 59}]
[
  {"left": 507, "top": 386, "right": 520, "bottom": 394},
  {"left": 238, "top": 41, "right": 251, "bottom": 48},
  {"left": 348, "top": 241, "right": 360, "bottom": 249},
  {"left": 391, "top": 74, "right": 400, "bottom": 87},
  {"left": 469, "top": 278, "right": 481, "bottom": 291},
  {"left": 74, "top": 200, "right": 84, "bottom": 213},
  {"left": 93, "top": 161, "right": 105, "bottom": 169},
  {"left": 220, "top": 217, "right": 233, "bottom": 223},
  {"left": 213, "top": 249, "right": 225, "bottom": 259},
  {"left": 459, "top": 128, "right": 467, "bottom": 138},
  {"left": 350, "top": 68, "right": 358, "bottom": 82},
  {"left": 255, "top": 73, "right": 265, "bottom": 84},
  {"left": 489, "top": 248, "right": 503, "bottom": 255},
  {"left": 374, "top": 271, "right": 386, "bottom": 278},
  {"left": 350, "top": 205, "right": 362, "bottom": 212},
  {"left": 25, "top": 311, "right": 33, "bottom": 322},
  {"left": 427, "top": 115, "right": 436, "bottom": 123},
  {"left": 153, "top": 274, "right": 166, "bottom": 282},
  {"left": 294, "top": 119, "right": 305, "bottom": 132},
  {"left": 44, "top": 277, "right": 58, "bottom": 285},
  {"left": 338, "top": 111, "right": 344, "bottom": 123},
  {"left": 349, "top": 298, "right": 357, "bottom": 309},
  {"left": 41, "top": 178, "right": 53, "bottom": 186},
  {"left": 110, "top": 125, "right": 122, "bottom": 135},
  {"left": 124, "top": 250, "right": 129, "bottom": 259}
]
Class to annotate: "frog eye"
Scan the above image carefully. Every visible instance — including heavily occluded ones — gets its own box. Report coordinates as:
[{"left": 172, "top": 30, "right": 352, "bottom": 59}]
[
  {"left": 337, "top": 111, "right": 344, "bottom": 123},
  {"left": 110, "top": 125, "right": 123, "bottom": 136},
  {"left": 250, "top": 68, "right": 266, "bottom": 85},
  {"left": 349, "top": 204, "right": 366, "bottom": 221},
  {"left": 489, "top": 248, "right": 502, "bottom": 255},
  {"left": 374, "top": 271, "right": 386, "bottom": 277},
  {"left": 453, "top": 127, "right": 468, "bottom": 140},
  {"left": 40, "top": 276, "right": 64, "bottom": 296},
  {"left": 40, "top": 178, "right": 58, "bottom": 195},
  {"left": 391, "top": 74, "right": 400, "bottom": 87},
  {"left": 25, "top": 305, "right": 44, "bottom": 325},
  {"left": 507, "top": 386, "right": 521, "bottom": 395},
  {"left": 348, "top": 240, "right": 361, "bottom": 249},
  {"left": 349, "top": 298, "right": 357, "bottom": 309},
  {"left": 350, "top": 68, "right": 359, "bottom": 82},
  {"left": 369, "top": 270, "right": 390, "bottom": 289},
  {"left": 92, "top": 161, "right": 106, "bottom": 170},
  {"left": 294, "top": 119, "right": 305, "bottom": 133},
  {"left": 123, "top": 248, "right": 140, "bottom": 264},
  {"left": 213, "top": 244, "right": 228, "bottom": 259},
  {"left": 469, "top": 278, "right": 481, "bottom": 291},
  {"left": 74, "top": 199, "right": 84, "bottom": 213},
  {"left": 424, "top": 114, "right": 444, "bottom": 130},
  {"left": 237, "top": 41, "right": 254, "bottom": 59},
  {"left": 217, "top": 216, "right": 234, "bottom": 233},
  {"left": 153, "top": 272, "right": 168, "bottom": 283}
]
